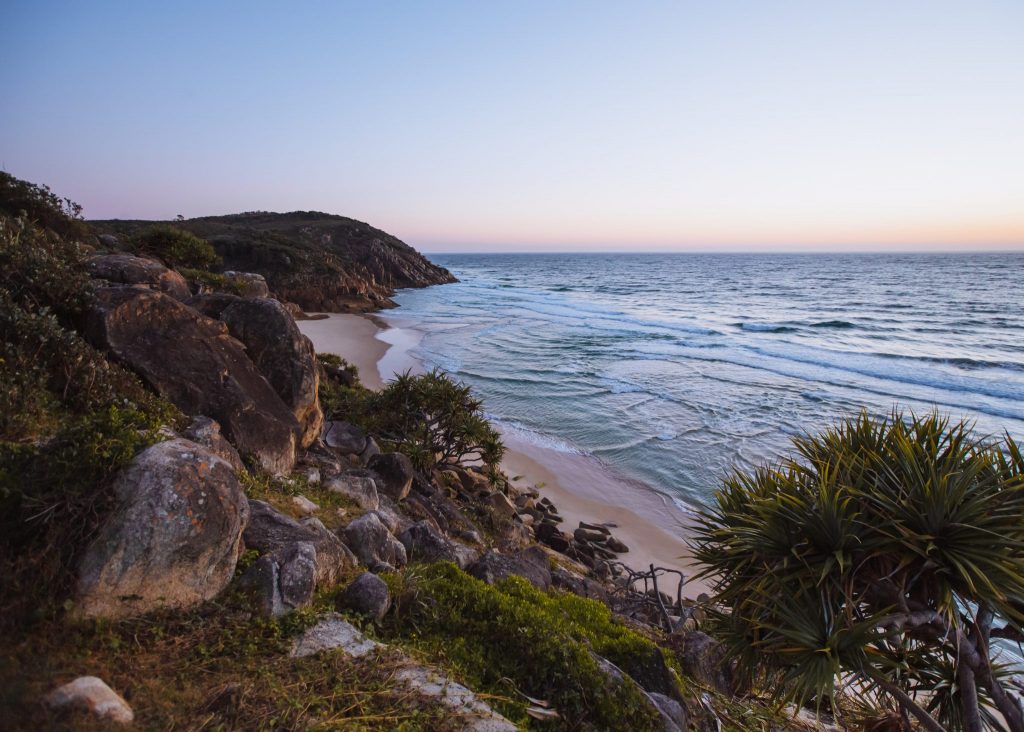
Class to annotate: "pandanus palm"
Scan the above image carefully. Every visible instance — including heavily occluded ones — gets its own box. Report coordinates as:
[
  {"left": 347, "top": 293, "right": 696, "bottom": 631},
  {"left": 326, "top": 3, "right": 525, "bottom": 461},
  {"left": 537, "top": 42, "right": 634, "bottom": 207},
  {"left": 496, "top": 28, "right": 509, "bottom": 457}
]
[{"left": 692, "top": 411, "right": 1024, "bottom": 731}]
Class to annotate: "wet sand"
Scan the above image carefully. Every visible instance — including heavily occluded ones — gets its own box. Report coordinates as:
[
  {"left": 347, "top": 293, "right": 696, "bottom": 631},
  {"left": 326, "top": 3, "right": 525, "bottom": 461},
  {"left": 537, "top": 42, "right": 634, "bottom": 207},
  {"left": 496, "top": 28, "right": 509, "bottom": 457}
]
[{"left": 300, "top": 311, "right": 709, "bottom": 598}]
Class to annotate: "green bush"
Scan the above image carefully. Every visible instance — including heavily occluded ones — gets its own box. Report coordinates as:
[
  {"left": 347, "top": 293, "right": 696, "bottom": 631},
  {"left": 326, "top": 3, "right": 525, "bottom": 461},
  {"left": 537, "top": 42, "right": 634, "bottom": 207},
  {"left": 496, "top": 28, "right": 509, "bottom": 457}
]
[
  {"left": 0, "top": 171, "right": 90, "bottom": 241},
  {"left": 328, "top": 369, "right": 504, "bottom": 473},
  {"left": 378, "top": 562, "right": 668, "bottom": 730},
  {"left": 0, "top": 215, "right": 93, "bottom": 322},
  {"left": 178, "top": 267, "right": 245, "bottom": 294},
  {"left": 132, "top": 224, "right": 220, "bottom": 269},
  {"left": 692, "top": 411, "right": 1024, "bottom": 732}
]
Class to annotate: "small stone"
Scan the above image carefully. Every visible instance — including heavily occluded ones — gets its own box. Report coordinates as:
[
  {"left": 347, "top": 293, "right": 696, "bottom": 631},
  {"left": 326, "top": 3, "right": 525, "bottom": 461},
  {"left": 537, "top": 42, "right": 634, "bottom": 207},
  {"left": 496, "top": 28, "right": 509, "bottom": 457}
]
[
  {"left": 303, "top": 467, "right": 322, "bottom": 485},
  {"left": 360, "top": 437, "right": 381, "bottom": 464},
  {"left": 45, "top": 676, "right": 133, "bottom": 724},
  {"left": 291, "top": 494, "right": 319, "bottom": 515},
  {"left": 338, "top": 571, "right": 391, "bottom": 621},
  {"left": 579, "top": 521, "right": 611, "bottom": 535}
]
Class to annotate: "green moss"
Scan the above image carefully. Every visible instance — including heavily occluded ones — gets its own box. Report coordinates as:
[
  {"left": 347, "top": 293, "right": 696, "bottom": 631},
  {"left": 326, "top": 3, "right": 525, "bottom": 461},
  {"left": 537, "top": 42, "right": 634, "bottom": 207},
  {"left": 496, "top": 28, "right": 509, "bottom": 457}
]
[{"left": 379, "top": 562, "right": 668, "bottom": 730}]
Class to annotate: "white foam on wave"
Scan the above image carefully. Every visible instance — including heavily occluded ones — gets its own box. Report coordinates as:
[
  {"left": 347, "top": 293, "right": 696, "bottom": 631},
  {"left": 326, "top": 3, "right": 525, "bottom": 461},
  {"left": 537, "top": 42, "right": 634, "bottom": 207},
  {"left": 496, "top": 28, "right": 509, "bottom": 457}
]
[{"left": 489, "top": 416, "right": 589, "bottom": 456}]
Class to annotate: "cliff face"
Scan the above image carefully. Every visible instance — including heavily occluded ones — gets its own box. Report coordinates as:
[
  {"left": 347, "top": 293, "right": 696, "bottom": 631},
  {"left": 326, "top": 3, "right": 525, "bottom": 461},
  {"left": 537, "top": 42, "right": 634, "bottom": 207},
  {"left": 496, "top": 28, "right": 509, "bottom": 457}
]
[{"left": 93, "top": 211, "right": 457, "bottom": 312}]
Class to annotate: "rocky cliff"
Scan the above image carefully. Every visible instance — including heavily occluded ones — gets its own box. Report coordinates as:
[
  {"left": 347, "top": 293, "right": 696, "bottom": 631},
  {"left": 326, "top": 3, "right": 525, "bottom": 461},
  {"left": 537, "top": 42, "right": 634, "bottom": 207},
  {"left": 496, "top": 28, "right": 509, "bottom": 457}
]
[{"left": 92, "top": 211, "right": 457, "bottom": 312}]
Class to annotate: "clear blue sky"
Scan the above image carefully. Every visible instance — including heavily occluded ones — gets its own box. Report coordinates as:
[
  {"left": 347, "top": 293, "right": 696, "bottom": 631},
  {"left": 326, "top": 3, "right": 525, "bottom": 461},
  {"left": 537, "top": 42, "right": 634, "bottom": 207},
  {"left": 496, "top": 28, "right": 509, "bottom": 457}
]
[{"left": 2, "top": 1, "right": 1022, "bottom": 251}]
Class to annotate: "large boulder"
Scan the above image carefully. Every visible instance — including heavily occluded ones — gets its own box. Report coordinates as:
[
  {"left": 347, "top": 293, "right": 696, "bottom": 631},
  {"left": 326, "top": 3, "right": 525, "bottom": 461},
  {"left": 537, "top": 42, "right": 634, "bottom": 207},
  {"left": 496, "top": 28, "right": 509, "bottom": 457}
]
[
  {"left": 75, "top": 439, "right": 249, "bottom": 618},
  {"left": 240, "top": 500, "right": 357, "bottom": 616},
  {"left": 86, "top": 286, "right": 300, "bottom": 473},
  {"left": 87, "top": 253, "right": 190, "bottom": 301},
  {"left": 220, "top": 297, "right": 322, "bottom": 449},
  {"left": 367, "top": 452, "right": 414, "bottom": 501},
  {"left": 467, "top": 546, "right": 552, "bottom": 590},
  {"left": 343, "top": 512, "right": 407, "bottom": 568}
]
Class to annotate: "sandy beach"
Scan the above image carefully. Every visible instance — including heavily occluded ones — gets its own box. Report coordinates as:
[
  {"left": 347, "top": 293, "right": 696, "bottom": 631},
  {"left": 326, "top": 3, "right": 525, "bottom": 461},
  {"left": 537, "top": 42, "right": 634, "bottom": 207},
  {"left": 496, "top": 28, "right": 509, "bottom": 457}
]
[{"left": 299, "top": 311, "right": 709, "bottom": 597}]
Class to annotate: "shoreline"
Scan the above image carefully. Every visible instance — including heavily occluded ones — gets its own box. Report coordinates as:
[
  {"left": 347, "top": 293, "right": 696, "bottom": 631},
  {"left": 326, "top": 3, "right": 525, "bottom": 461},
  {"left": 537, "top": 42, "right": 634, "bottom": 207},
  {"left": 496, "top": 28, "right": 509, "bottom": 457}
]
[{"left": 298, "top": 311, "right": 709, "bottom": 597}]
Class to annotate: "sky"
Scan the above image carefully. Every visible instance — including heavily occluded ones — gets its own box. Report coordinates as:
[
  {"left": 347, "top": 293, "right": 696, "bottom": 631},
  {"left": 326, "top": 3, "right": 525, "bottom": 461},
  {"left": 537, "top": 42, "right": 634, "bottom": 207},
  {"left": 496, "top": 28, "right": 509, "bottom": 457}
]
[{"left": 1, "top": 1, "right": 1022, "bottom": 252}]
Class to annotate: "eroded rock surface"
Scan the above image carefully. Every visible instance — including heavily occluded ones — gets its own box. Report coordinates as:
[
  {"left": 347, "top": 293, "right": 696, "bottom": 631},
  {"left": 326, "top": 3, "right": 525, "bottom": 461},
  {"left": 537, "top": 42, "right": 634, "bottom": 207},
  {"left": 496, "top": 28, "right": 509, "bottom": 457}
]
[
  {"left": 220, "top": 297, "right": 322, "bottom": 449},
  {"left": 86, "top": 286, "right": 300, "bottom": 473},
  {"left": 75, "top": 439, "right": 249, "bottom": 618},
  {"left": 88, "top": 253, "right": 189, "bottom": 301}
]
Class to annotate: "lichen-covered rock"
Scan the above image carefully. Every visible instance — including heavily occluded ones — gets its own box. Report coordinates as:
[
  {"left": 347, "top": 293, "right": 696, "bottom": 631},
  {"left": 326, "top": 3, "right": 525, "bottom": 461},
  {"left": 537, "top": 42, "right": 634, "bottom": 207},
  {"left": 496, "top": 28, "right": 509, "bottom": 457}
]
[
  {"left": 44, "top": 676, "right": 133, "bottom": 725},
  {"left": 182, "top": 415, "right": 244, "bottom": 472},
  {"left": 670, "top": 631, "right": 735, "bottom": 696},
  {"left": 368, "top": 452, "right": 414, "bottom": 501},
  {"left": 85, "top": 286, "right": 299, "bottom": 473},
  {"left": 343, "top": 512, "right": 407, "bottom": 568},
  {"left": 75, "top": 439, "right": 249, "bottom": 618},
  {"left": 467, "top": 546, "right": 552, "bottom": 590},
  {"left": 337, "top": 571, "right": 391, "bottom": 620},
  {"left": 290, "top": 613, "right": 381, "bottom": 658},
  {"left": 88, "top": 253, "right": 189, "bottom": 301},
  {"left": 325, "top": 471, "right": 380, "bottom": 510},
  {"left": 220, "top": 297, "right": 322, "bottom": 449}
]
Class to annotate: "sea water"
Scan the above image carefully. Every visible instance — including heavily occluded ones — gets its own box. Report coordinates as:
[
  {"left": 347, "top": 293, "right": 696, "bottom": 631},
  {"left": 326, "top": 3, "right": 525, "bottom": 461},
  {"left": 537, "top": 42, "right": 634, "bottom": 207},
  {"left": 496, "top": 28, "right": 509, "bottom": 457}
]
[{"left": 386, "top": 252, "right": 1024, "bottom": 508}]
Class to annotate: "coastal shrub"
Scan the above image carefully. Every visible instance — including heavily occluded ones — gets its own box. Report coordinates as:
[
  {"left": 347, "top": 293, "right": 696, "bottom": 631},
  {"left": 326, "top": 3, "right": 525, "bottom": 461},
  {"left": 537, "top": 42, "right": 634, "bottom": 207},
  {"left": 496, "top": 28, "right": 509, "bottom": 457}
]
[
  {"left": 0, "top": 215, "right": 182, "bottom": 627},
  {"left": 692, "top": 410, "right": 1024, "bottom": 732},
  {"left": 364, "top": 370, "right": 504, "bottom": 472},
  {"left": 379, "top": 562, "right": 668, "bottom": 730},
  {"left": 0, "top": 214, "right": 94, "bottom": 322},
  {"left": 178, "top": 266, "right": 246, "bottom": 294},
  {"left": 131, "top": 224, "right": 220, "bottom": 269},
  {"left": 0, "top": 171, "right": 90, "bottom": 241}
]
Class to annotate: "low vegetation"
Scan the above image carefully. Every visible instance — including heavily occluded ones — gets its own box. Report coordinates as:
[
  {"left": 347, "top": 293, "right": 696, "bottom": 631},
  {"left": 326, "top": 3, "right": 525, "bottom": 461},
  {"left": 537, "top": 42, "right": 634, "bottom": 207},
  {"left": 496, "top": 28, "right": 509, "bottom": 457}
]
[
  {"left": 0, "top": 197, "right": 181, "bottom": 630},
  {"left": 129, "top": 223, "right": 220, "bottom": 269},
  {"left": 693, "top": 410, "right": 1024, "bottom": 732},
  {"left": 377, "top": 561, "right": 667, "bottom": 730}
]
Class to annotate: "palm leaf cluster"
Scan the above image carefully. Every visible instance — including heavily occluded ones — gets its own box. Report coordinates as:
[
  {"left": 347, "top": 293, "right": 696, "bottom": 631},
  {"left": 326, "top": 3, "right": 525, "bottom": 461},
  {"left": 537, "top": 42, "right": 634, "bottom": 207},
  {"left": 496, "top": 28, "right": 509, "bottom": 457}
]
[{"left": 692, "top": 410, "right": 1024, "bottom": 731}]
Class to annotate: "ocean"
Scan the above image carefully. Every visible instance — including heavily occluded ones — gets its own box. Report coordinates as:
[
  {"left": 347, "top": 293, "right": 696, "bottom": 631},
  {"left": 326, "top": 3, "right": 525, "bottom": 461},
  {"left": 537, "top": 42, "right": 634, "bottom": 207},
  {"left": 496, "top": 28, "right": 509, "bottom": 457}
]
[{"left": 384, "top": 252, "right": 1024, "bottom": 510}]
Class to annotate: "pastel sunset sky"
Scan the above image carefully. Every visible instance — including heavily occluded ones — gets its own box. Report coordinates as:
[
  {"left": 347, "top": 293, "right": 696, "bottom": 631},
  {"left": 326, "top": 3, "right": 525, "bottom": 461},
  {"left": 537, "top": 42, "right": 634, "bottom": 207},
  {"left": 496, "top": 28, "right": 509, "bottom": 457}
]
[{"left": 2, "top": 1, "right": 1022, "bottom": 252}]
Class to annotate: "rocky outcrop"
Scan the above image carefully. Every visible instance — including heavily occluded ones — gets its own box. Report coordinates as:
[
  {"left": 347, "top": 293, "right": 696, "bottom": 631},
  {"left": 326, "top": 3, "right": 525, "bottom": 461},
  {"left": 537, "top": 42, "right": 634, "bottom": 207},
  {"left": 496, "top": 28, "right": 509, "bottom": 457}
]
[
  {"left": 467, "top": 546, "right": 552, "bottom": 590},
  {"left": 44, "top": 676, "right": 134, "bottom": 725},
  {"left": 325, "top": 471, "right": 380, "bottom": 510},
  {"left": 343, "top": 512, "right": 407, "bottom": 569},
  {"left": 220, "top": 297, "right": 322, "bottom": 448},
  {"left": 94, "top": 211, "right": 458, "bottom": 312},
  {"left": 399, "top": 520, "right": 478, "bottom": 569},
  {"left": 87, "top": 253, "right": 190, "bottom": 301},
  {"left": 75, "top": 438, "right": 249, "bottom": 618},
  {"left": 240, "top": 500, "right": 357, "bottom": 616},
  {"left": 85, "top": 286, "right": 300, "bottom": 473}
]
